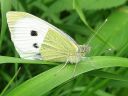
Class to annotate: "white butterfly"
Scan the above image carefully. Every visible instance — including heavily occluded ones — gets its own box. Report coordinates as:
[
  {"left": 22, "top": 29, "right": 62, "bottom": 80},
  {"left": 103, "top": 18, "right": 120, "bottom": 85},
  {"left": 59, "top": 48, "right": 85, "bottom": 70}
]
[{"left": 6, "top": 11, "right": 90, "bottom": 63}]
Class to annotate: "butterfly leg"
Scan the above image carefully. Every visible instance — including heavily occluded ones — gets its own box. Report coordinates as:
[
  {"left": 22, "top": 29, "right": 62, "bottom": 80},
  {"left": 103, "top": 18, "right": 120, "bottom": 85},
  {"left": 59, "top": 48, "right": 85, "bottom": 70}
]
[
  {"left": 55, "top": 59, "right": 69, "bottom": 75},
  {"left": 72, "top": 62, "right": 78, "bottom": 78}
]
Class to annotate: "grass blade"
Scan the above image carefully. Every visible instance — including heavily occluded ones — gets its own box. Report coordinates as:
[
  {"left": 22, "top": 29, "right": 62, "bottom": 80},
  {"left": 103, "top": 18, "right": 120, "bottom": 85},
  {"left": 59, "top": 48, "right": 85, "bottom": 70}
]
[
  {"left": 0, "top": 0, "right": 11, "bottom": 49},
  {"left": 5, "top": 56, "right": 128, "bottom": 96}
]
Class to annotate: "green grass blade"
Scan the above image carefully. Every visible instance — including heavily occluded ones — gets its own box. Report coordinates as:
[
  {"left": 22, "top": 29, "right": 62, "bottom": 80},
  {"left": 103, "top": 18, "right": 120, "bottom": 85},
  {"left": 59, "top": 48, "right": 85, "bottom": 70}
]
[
  {"left": 89, "top": 7, "right": 128, "bottom": 56},
  {"left": 73, "top": 0, "right": 89, "bottom": 26},
  {"left": 80, "top": 0, "right": 127, "bottom": 10},
  {"left": 73, "top": 0, "right": 115, "bottom": 50},
  {"left": 0, "top": 0, "right": 11, "bottom": 49},
  {"left": 0, "top": 68, "right": 21, "bottom": 96},
  {"left": 5, "top": 56, "right": 128, "bottom": 96},
  {"left": 87, "top": 70, "right": 128, "bottom": 82},
  {"left": 0, "top": 56, "right": 57, "bottom": 65}
]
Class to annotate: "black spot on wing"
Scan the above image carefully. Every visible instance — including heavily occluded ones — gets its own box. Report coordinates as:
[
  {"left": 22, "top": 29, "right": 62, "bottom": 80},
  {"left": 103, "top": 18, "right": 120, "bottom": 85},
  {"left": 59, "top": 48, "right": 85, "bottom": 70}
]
[
  {"left": 33, "top": 43, "right": 39, "bottom": 48},
  {"left": 31, "top": 30, "right": 38, "bottom": 36}
]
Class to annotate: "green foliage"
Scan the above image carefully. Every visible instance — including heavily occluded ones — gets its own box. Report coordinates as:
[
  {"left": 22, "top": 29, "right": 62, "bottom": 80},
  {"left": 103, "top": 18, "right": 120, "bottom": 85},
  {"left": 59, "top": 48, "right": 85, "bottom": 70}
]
[
  {"left": 0, "top": 0, "right": 11, "bottom": 49},
  {"left": 4, "top": 56, "right": 128, "bottom": 96},
  {"left": 0, "top": 0, "right": 128, "bottom": 96},
  {"left": 80, "top": 0, "right": 127, "bottom": 10}
]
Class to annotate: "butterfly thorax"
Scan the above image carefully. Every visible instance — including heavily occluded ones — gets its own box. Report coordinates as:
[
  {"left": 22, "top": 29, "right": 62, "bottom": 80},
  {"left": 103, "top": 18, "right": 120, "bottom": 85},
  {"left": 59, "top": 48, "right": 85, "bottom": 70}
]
[{"left": 68, "top": 45, "right": 91, "bottom": 63}]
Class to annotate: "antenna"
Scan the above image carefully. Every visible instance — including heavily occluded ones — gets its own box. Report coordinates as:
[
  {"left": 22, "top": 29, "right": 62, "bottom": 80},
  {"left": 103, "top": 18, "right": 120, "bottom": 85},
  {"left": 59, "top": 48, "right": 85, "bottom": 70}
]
[{"left": 86, "top": 19, "right": 108, "bottom": 46}]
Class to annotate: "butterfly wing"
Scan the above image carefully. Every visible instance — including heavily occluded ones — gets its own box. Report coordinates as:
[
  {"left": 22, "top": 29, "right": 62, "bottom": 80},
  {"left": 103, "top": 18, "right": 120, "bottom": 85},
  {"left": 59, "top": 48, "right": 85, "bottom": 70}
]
[
  {"left": 40, "top": 28, "right": 78, "bottom": 62},
  {"left": 7, "top": 11, "right": 78, "bottom": 62},
  {"left": 7, "top": 11, "right": 48, "bottom": 59}
]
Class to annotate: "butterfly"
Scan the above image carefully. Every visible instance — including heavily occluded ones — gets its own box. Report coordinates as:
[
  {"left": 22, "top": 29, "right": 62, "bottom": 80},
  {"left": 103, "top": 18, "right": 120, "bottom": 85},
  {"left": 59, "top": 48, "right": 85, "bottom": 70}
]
[{"left": 6, "top": 11, "right": 90, "bottom": 64}]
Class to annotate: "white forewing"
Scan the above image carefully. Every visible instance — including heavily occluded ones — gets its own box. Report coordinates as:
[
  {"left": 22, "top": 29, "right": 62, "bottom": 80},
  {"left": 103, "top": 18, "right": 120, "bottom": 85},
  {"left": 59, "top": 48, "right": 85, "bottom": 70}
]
[{"left": 7, "top": 12, "right": 49, "bottom": 59}]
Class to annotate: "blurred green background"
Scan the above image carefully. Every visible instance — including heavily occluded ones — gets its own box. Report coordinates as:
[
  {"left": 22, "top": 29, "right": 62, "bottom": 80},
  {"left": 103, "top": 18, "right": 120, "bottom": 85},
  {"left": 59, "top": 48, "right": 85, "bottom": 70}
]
[{"left": 1, "top": 0, "right": 128, "bottom": 96}]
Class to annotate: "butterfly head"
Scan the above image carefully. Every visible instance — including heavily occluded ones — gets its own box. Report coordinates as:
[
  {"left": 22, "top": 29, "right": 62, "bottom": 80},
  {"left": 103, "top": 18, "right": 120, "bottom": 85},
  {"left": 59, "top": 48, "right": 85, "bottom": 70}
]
[{"left": 78, "top": 45, "right": 91, "bottom": 57}]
